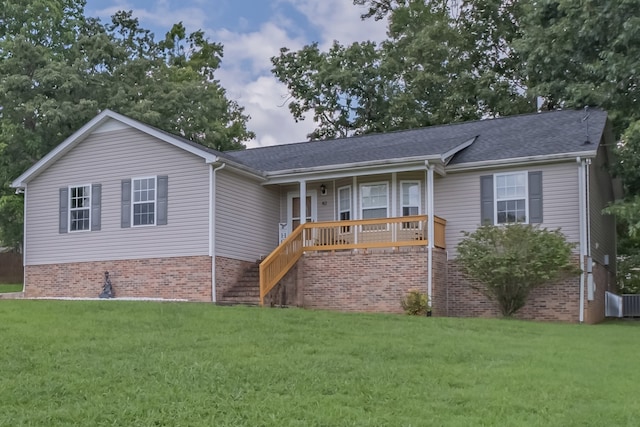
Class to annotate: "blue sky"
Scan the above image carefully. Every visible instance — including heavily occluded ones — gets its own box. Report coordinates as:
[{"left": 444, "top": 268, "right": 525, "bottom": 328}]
[{"left": 84, "top": 0, "right": 387, "bottom": 147}]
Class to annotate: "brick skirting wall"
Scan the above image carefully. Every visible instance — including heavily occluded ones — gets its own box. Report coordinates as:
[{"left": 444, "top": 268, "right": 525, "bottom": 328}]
[
  {"left": 444, "top": 260, "right": 588, "bottom": 322},
  {"left": 214, "top": 256, "right": 255, "bottom": 301},
  {"left": 299, "top": 247, "right": 447, "bottom": 314},
  {"left": 24, "top": 256, "right": 212, "bottom": 301},
  {"left": 585, "top": 261, "right": 616, "bottom": 324}
]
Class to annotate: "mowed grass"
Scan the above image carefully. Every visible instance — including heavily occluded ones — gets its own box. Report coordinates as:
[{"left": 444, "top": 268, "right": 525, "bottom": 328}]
[
  {"left": 0, "top": 283, "right": 22, "bottom": 293},
  {"left": 1, "top": 301, "right": 639, "bottom": 426}
]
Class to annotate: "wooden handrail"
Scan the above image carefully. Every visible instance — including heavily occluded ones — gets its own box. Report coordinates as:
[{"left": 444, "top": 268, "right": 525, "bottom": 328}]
[
  {"left": 259, "top": 215, "right": 447, "bottom": 305},
  {"left": 259, "top": 224, "right": 305, "bottom": 306}
]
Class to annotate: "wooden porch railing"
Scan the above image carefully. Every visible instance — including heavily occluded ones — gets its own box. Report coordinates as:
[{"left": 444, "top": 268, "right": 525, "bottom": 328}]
[{"left": 259, "top": 215, "right": 446, "bottom": 305}]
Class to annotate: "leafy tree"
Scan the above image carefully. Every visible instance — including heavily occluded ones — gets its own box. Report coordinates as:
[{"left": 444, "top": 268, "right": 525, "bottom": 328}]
[
  {"left": 518, "top": 0, "right": 640, "bottom": 292},
  {"left": 456, "top": 224, "right": 578, "bottom": 317},
  {"left": 272, "top": 41, "right": 395, "bottom": 139},
  {"left": 273, "top": 0, "right": 532, "bottom": 139},
  {"left": 0, "top": 1, "right": 253, "bottom": 251}
]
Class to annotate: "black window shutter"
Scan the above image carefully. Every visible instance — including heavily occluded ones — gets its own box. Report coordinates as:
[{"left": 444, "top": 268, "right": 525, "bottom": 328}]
[
  {"left": 59, "top": 188, "right": 68, "bottom": 233},
  {"left": 157, "top": 175, "right": 168, "bottom": 226},
  {"left": 91, "top": 184, "right": 102, "bottom": 231},
  {"left": 528, "top": 171, "right": 543, "bottom": 223},
  {"left": 121, "top": 179, "right": 131, "bottom": 228},
  {"left": 480, "top": 175, "right": 494, "bottom": 225}
]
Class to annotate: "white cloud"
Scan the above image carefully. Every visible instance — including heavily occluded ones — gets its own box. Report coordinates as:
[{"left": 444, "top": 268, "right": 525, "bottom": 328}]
[
  {"left": 86, "top": 0, "right": 389, "bottom": 148},
  {"left": 213, "top": 2, "right": 387, "bottom": 148},
  {"left": 92, "top": 0, "right": 209, "bottom": 34},
  {"left": 214, "top": 23, "right": 313, "bottom": 147}
]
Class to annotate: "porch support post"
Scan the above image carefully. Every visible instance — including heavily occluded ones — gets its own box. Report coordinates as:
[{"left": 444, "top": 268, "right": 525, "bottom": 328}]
[
  {"left": 352, "top": 176, "right": 358, "bottom": 245},
  {"left": 299, "top": 179, "right": 307, "bottom": 226},
  {"left": 426, "top": 161, "right": 435, "bottom": 309},
  {"left": 391, "top": 172, "right": 397, "bottom": 217}
]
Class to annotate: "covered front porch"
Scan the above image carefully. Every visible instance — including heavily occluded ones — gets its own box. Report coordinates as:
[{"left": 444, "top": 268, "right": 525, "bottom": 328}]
[
  {"left": 257, "top": 158, "right": 449, "bottom": 312},
  {"left": 259, "top": 214, "right": 446, "bottom": 309}
]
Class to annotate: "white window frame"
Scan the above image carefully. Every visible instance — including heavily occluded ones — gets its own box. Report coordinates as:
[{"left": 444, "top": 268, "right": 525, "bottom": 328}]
[
  {"left": 359, "top": 181, "right": 389, "bottom": 220},
  {"left": 132, "top": 176, "right": 157, "bottom": 227},
  {"left": 68, "top": 184, "right": 91, "bottom": 232},
  {"left": 494, "top": 171, "right": 528, "bottom": 225},
  {"left": 338, "top": 186, "right": 352, "bottom": 221},
  {"left": 400, "top": 180, "right": 421, "bottom": 217}
]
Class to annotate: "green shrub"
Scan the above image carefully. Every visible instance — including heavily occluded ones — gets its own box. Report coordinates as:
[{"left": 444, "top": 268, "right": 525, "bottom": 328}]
[
  {"left": 401, "top": 289, "right": 429, "bottom": 316},
  {"left": 456, "top": 224, "right": 579, "bottom": 317}
]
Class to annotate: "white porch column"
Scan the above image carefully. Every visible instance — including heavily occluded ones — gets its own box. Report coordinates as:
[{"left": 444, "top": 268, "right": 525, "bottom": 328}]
[
  {"left": 352, "top": 176, "right": 358, "bottom": 220},
  {"left": 426, "top": 162, "right": 435, "bottom": 308},
  {"left": 352, "top": 176, "right": 358, "bottom": 245},
  {"left": 299, "top": 179, "right": 307, "bottom": 225},
  {"left": 391, "top": 172, "right": 397, "bottom": 217}
]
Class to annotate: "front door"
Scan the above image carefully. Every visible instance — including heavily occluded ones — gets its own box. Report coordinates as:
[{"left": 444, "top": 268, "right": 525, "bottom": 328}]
[{"left": 287, "top": 191, "right": 317, "bottom": 234}]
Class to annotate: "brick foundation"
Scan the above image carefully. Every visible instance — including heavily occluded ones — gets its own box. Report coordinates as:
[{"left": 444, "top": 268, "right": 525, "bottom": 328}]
[
  {"left": 299, "top": 247, "right": 447, "bottom": 314},
  {"left": 444, "top": 260, "right": 585, "bottom": 322},
  {"left": 25, "top": 256, "right": 212, "bottom": 301},
  {"left": 214, "top": 256, "right": 255, "bottom": 301},
  {"left": 585, "top": 261, "right": 616, "bottom": 324}
]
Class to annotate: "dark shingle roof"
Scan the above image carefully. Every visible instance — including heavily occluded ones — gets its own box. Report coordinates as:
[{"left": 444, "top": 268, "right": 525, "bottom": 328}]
[{"left": 226, "top": 109, "right": 607, "bottom": 172}]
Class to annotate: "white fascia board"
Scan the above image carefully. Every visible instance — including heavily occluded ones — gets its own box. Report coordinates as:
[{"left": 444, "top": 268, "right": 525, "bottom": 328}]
[
  {"left": 11, "top": 109, "right": 220, "bottom": 188},
  {"left": 445, "top": 150, "right": 598, "bottom": 173},
  {"left": 264, "top": 158, "right": 444, "bottom": 185},
  {"left": 264, "top": 155, "right": 443, "bottom": 184}
]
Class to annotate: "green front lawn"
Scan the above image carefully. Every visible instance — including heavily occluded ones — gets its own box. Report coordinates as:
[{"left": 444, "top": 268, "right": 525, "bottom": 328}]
[
  {"left": 1, "top": 301, "right": 638, "bottom": 426},
  {"left": 0, "top": 283, "right": 22, "bottom": 293}
]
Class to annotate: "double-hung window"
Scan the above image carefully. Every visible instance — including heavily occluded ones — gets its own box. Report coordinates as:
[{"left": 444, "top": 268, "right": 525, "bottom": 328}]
[
  {"left": 401, "top": 181, "right": 421, "bottom": 230},
  {"left": 495, "top": 172, "right": 527, "bottom": 224},
  {"left": 338, "top": 186, "right": 352, "bottom": 233},
  {"left": 69, "top": 185, "right": 91, "bottom": 231},
  {"left": 480, "top": 171, "right": 542, "bottom": 226},
  {"left": 360, "top": 183, "right": 388, "bottom": 219},
  {"left": 401, "top": 181, "right": 420, "bottom": 216},
  {"left": 132, "top": 177, "right": 156, "bottom": 226},
  {"left": 121, "top": 176, "right": 167, "bottom": 228},
  {"left": 338, "top": 186, "right": 351, "bottom": 221}
]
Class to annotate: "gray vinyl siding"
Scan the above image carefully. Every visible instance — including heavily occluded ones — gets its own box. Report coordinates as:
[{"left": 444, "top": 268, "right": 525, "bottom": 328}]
[
  {"left": 25, "top": 127, "right": 210, "bottom": 265},
  {"left": 436, "top": 163, "right": 581, "bottom": 258},
  {"left": 279, "top": 184, "right": 296, "bottom": 223},
  {"left": 589, "top": 146, "right": 617, "bottom": 271},
  {"left": 215, "top": 169, "right": 280, "bottom": 261}
]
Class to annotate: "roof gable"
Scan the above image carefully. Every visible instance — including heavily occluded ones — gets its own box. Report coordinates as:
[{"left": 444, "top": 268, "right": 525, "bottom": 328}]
[{"left": 12, "top": 110, "right": 226, "bottom": 188}]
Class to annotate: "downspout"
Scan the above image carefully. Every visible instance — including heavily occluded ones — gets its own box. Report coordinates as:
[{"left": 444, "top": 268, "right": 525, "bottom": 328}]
[
  {"left": 210, "top": 162, "right": 226, "bottom": 302},
  {"left": 585, "top": 158, "right": 594, "bottom": 301},
  {"left": 577, "top": 157, "right": 586, "bottom": 323},
  {"left": 425, "top": 161, "right": 435, "bottom": 309},
  {"left": 18, "top": 186, "right": 26, "bottom": 293}
]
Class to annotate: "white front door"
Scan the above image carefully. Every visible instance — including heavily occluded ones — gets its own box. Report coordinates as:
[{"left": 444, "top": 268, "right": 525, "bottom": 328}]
[{"left": 287, "top": 191, "right": 317, "bottom": 234}]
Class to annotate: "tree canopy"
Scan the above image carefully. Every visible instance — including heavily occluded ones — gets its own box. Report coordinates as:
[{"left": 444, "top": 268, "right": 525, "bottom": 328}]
[
  {"left": 273, "top": 0, "right": 640, "bottom": 289},
  {"left": 0, "top": 0, "right": 253, "bottom": 250}
]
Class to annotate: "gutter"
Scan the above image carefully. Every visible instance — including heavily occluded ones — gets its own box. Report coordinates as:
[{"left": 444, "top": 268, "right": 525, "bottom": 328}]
[
  {"left": 266, "top": 155, "right": 444, "bottom": 178},
  {"left": 445, "top": 151, "right": 598, "bottom": 173},
  {"left": 208, "top": 159, "right": 226, "bottom": 302}
]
